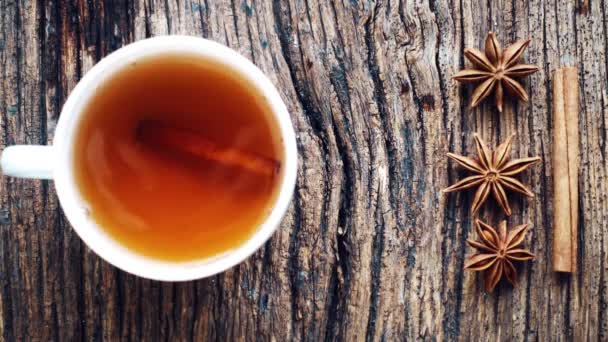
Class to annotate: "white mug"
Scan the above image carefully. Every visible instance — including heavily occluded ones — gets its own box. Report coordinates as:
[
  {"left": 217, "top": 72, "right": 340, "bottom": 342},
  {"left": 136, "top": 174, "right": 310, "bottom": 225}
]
[{"left": 0, "top": 36, "right": 298, "bottom": 281}]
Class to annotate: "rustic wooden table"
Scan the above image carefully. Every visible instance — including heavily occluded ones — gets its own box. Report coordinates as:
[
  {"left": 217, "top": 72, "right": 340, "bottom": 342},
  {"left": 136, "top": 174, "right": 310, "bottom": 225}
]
[{"left": 1, "top": 0, "right": 606, "bottom": 340}]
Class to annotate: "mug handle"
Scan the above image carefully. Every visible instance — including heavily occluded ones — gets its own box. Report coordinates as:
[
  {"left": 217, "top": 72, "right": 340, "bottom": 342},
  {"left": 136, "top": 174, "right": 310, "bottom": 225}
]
[{"left": 1, "top": 146, "right": 55, "bottom": 179}]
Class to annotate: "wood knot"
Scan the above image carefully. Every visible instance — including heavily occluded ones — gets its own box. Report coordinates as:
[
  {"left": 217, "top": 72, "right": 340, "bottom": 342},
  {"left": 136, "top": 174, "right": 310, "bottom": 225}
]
[
  {"left": 420, "top": 95, "right": 435, "bottom": 111},
  {"left": 400, "top": 80, "right": 410, "bottom": 95}
]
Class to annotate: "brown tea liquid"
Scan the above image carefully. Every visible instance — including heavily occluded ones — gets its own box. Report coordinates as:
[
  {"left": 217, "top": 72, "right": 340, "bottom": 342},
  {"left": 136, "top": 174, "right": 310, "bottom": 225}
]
[{"left": 73, "top": 54, "right": 282, "bottom": 262}]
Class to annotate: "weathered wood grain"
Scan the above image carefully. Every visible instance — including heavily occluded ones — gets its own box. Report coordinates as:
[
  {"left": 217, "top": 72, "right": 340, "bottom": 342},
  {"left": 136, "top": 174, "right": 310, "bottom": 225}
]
[{"left": 1, "top": 0, "right": 607, "bottom": 340}]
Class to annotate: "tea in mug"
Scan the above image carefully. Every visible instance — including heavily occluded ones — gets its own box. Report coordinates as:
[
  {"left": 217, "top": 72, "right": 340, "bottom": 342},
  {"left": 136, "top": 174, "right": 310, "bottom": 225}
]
[{"left": 73, "top": 54, "right": 282, "bottom": 261}]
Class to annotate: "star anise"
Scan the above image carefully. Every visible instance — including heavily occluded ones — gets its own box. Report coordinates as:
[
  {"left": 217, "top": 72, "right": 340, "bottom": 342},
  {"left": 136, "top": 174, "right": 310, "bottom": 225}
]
[
  {"left": 465, "top": 219, "right": 535, "bottom": 292},
  {"left": 443, "top": 133, "right": 541, "bottom": 215},
  {"left": 453, "top": 32, "right": 539, "bottom": 112}
]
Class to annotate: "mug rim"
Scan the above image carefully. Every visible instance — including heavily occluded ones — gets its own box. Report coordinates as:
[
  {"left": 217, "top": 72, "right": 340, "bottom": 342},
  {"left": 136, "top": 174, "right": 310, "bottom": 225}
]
[{"left": 53, "top": 35, "right": 297, "bottom": 281}]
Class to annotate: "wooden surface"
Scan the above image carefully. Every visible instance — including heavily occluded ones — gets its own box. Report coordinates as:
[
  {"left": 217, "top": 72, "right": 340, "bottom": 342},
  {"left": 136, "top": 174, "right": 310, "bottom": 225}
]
[{"left": 0, "top": 0, "right": 606, "bottom": 340}]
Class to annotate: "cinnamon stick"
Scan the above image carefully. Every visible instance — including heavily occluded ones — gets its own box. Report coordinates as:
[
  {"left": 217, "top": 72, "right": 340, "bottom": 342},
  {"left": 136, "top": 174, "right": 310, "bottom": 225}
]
[
  {"left": 136, "top": 120, "right": 280, "bottom": 177},
  {"left": 552, "top": 67, "right": 579, "bottom": 273}
]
